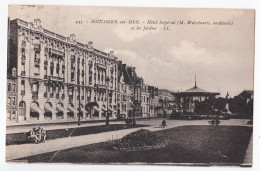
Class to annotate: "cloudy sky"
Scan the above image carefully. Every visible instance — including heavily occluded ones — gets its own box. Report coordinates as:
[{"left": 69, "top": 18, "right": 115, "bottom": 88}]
[{"left": 8, "top": 6, "right": 255, "bottom": 97}]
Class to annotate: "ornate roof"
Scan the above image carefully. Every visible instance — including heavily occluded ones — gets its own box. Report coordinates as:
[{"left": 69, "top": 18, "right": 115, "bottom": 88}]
[
  {"left": 185, "top": 84, "right": 207, "bottom": 93},
  {"left": 173, "top": 76, "right": 220, "bottom": 96}
]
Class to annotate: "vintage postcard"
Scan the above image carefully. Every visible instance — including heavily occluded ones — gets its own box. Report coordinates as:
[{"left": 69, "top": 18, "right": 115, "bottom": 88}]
[{"left": 6, "top": 5, "right": 254, "bottom": 166}]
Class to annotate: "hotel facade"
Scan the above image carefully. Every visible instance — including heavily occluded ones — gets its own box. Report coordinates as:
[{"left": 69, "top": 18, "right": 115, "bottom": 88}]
[
  {"left": 7, "top": 18, "right": 119, "bottom": 123},
  {"left": 7, "top": 18, "right": 177, "bottom": 125}
]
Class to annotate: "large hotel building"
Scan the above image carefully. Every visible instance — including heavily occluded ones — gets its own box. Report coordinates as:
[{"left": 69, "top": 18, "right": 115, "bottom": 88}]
[
  {"left": 7, "top": 18, "right": 178, "bottom": 125},
  {"left": 7, "top": 18, "right": 120, "bottom": 123}
]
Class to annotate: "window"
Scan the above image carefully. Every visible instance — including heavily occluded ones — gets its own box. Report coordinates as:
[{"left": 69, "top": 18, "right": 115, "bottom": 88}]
[
  {"left": 12, "top": 97, "right": 16, "bottom": 105},
  {"left": 8, "top": 83, "right": 11, "bottom": 91},
  {"left": 12, "top": 84, "right": 16, "bottom": 92},
  {"left": 12, "top": 68, "right": 17, "bottom": 77},
  {"left": 7, "top": 97, "right": 11, "bottom": 104},
  {"left": 50, "top": 67, "right": 54, "bottom": 75},
  {"left": 21, "top": 80, "right": 25, "bottom": 88},
  {"left": 33, "top": 83, "right": 38, "bottom": 92},
  {"left": 71, "top": 72, "right": 75, "bottom": 81}
]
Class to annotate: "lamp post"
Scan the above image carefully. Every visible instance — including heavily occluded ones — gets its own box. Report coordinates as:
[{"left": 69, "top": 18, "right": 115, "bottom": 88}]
[{"left": 105, "top": 77, "right": 110, "bottom": 126}]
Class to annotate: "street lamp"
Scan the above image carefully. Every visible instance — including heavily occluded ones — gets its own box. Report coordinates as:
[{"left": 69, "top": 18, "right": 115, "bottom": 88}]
[{"left": 105, "top": 77, "right": 110, "bottom": 126}]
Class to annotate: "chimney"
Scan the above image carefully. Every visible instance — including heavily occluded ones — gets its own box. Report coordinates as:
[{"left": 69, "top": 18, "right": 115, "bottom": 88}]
[
  {"left": 88, "top": 41, "right": 93, "bottom": 48},
  {"left": 110, "top": 51, "right": 114, "bottom": 57}
]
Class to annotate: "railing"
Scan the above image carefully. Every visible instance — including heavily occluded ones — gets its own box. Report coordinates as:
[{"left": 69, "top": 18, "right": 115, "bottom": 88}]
[
  {"left": 21, "top": 71, "right": 26, "bottom": 76},
  {"left": 70, "top": 55, "right": 75, "bottom": 61},
  {"left": 22, "top": 40, "right": 26, "bottom": 47},
  {"left": 32, "top": 91, "right": 38, "bottom": 99},
  {"left": 21, "top": 55, "right": 26, "bottom": 60}
]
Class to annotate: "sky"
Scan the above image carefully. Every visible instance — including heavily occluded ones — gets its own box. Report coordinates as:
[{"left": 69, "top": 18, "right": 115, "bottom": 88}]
[{"left": 8, "top": 5, "right": 255, "bottom": 97}]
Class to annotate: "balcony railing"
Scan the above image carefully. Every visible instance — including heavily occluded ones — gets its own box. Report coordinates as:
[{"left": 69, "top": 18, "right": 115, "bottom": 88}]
[
  {"left": 21, "top": 55, "right": 26, "bottom": 60},
  {"left": 32, "top": 91, "right": 38, "bottom": 99},
  {"left": 70, "top": 55, "right": 75, "bottom": 61},
  {"left": 21, "top": 71, "right": 26, "bottom": 76}
]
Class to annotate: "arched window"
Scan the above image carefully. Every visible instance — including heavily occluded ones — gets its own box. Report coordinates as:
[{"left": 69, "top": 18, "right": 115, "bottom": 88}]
[{"left": 12, "top": 67, "right": 17, "bottom": 77}]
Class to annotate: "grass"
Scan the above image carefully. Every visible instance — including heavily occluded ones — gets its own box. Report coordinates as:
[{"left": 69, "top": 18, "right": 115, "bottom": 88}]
[
  {"left": 18, "top": 125, "right": 252, "bottom": 164},
  {"left": 6, "top": 124, "right": 148, "bottom": 146}
]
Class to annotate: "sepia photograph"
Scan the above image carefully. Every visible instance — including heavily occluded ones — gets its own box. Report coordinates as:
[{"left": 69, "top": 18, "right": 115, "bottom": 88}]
[{"left": 5, "top": 5, "right": 254, "bottom": 167}]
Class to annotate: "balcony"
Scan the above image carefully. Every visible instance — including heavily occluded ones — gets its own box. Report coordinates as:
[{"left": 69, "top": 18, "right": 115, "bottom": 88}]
[
  {"left": 61, "top": 94, "right": 65, "bottom": 99},
  {"left": 21, "top": 90, "right": 25, "bottom": 95},
  {"left": 34, "top": 44, "right": 41, "bottom": 53},
  {"left": 56, "top": 94, "right": 59, "bottom": 99},
  {"left": 21, "top": 71, "right": 26, "bottom": 76},
  {"left": 43, "top": 92, "right": 47, "bottom": 98},
  {"left": 50, "top": 62, "right": 54, "bottom": 68},
  {"left": 49, "top": 48, "right": 64, "bottom": 57},
  {"left": 21, "top": 55, "right": 26, "bottom": 60},
  {"left": 98, "top": 63, "right": 106, "bottom": 69},
  {"left": 70, "top": 55, "right": 75, "bottom": 61},
  {"left": 32, "top": 91, "right": 38, "bottom": 99},
  {"left": 22, "top": 40, "right": 26, "bottom": 47},
  {"left": 34, "top": 58, "right": 40, "bottom": 64},
  {"left": 50, "top": 93, "right": 53, "bottom": 98}
]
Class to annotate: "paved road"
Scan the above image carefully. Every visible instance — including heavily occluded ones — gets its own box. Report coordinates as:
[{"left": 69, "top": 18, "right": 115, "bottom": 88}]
[{"left": 6, "top": 119, "right": 251, "bottom": 161}]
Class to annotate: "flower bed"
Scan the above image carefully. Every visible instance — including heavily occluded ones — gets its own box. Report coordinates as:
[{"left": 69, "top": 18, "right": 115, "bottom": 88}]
[{"left": 113, "top": 129, "right": 167, "bottom": 151}]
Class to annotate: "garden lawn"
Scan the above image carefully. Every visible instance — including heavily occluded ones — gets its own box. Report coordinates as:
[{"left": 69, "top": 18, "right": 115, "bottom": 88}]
[
  {"left": 18, "top": 125, "right": 252, "bottom": 164},
  {"left": 6, "top": 124, "right": 148, "bottom": 146}
]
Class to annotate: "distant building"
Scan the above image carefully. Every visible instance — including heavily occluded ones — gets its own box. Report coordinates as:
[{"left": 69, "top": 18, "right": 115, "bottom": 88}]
[
  {"left": 141, "top": 83, "right": 150, "bottom": 117},
  {"left": 230, "top": 90, "right": 253, "bottom": 118}
]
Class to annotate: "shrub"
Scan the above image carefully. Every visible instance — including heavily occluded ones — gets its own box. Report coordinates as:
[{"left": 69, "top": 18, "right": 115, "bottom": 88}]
[{"left": 113, "top": 129, "right": 167, "bottom": 151}]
